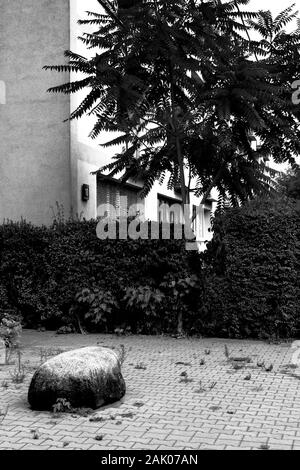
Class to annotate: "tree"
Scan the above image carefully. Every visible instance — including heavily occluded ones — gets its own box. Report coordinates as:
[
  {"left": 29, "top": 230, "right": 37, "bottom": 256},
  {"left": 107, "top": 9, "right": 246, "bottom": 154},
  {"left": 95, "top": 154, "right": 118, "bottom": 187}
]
[
  {"left": 44, "top": 0, "right": 300, "bottom": 210},
  {"left": 279, "top": 165, "right": 300, "bottom": 200}
]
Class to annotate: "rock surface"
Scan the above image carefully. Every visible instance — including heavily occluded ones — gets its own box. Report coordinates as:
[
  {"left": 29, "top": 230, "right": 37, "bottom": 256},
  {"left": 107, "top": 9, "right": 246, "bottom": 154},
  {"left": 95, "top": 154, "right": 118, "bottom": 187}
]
[{"left": 28, "top": 346, "right": 126, "bottom": 410}]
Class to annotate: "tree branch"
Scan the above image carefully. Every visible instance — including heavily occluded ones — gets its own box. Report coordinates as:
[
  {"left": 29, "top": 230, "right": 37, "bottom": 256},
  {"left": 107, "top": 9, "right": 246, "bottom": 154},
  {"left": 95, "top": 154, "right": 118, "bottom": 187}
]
[{"left": 97, "top": 0, "right": 125, "bottom": 28}]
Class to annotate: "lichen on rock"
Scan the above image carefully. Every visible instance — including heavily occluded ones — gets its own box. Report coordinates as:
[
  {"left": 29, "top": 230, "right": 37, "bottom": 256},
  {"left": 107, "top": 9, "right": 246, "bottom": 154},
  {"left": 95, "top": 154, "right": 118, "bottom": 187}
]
[{"left": 28, "top": 346, "right": 126, "bottom": 411}]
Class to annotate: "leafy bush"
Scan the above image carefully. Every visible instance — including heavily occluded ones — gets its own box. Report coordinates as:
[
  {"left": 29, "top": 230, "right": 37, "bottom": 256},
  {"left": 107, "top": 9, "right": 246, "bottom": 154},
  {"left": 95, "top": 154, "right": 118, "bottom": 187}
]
[
  {"left": 279, "top": 165, "right": 300, "bottom": 200},
  {"left": 201, "top": 197, "right": 300, "bottom": 339},
  {"left": 0, "top": 219, "right": 201, "bottom": 335},
  {"left": 1, "top": 199, "right": 299, "bottom": 339},
  {"left": 159, "top": 274, "right": 202, "bottom": 334},
  {"left": 123, "top": 286, "right": 165, "bottom": 333},
  {"left": 0, "top": 316, "right": 22, "bottom": 364}
]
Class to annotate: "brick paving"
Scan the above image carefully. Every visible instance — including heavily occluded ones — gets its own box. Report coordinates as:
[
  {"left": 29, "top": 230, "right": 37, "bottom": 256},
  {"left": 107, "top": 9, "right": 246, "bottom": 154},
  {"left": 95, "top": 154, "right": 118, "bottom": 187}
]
[{"left": 0, "top": 330, "right": 300, "bottom": 450}]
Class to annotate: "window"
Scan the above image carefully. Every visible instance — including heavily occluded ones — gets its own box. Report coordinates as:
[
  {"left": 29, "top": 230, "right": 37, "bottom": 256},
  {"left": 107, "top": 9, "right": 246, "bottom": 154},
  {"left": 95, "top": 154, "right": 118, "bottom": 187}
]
[
  {"left": 97, "top": 179, "right": 142, "bottom": 218},
  {"left": 157, "top": 195, "right": 183, "bottom": 224}
]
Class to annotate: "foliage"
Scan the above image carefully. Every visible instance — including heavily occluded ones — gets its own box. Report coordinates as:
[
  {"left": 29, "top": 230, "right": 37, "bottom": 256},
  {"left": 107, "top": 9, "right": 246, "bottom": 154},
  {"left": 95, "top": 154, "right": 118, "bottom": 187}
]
[
  {"left": 201, "top": 196, "right": 300, "bottom": 338},
  {"left": 159, "top": 274, "right": 202, "bottom": 334},
  {"left": 123, "top": 286, "right": 165, "bottom": 333},
  {"left": 45, "top": 1, "right": 300, "bottom": 208},
  {"left": 0, "top": 316, "right": 22, "bottom": 364},
  {"left": 52, "top": 398, "right": 72, "bottom": 414},
  {"left": 0, "top": 317, "right": 22, "bottom": 348},
  {"left": 1, "top": 204, "right": 299, "bottom": 339},
  {"left": 10, "top": 349, "right": 26, "bottom": 384},
  {"left": 279, "top": 165, "right": 300, "bottom": 200},
  {"left": 0, "top": 219, "right": 201, "bottom": 335},
  {"left": 72, "top": 287, "right": 119, "bottom": 331}
]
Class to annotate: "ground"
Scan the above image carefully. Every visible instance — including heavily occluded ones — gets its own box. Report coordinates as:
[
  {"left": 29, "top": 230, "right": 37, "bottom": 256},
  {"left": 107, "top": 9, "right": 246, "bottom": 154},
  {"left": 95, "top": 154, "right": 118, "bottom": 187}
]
[{"left": 0, "top": 330, "right": 300, "bottom": 450}]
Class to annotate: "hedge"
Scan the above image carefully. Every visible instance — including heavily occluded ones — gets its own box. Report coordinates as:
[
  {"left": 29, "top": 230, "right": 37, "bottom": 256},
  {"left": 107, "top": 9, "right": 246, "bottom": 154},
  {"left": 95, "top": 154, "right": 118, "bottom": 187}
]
[
  {"left": 0, "top": 219, "right": 202, "bottom": 334},
  {"left": 1, "top": 196, "right": 299, "bottom": 339},
  {"left": 201, "top": 197, "right": 300, "bottom": 339}
]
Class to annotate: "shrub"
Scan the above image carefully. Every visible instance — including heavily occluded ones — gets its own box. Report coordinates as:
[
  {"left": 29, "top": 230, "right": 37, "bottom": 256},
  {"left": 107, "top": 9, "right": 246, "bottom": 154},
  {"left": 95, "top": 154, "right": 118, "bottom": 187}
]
[
  {"left": 0, "top": 316, "right": 22, "bottom": 364},
  {"left": 201, "top": 197, "right": 300, "bottom": 338},
  {"left": 0, "top": 219, "right": 201, "bottom": 335},
  {"left": 2, "top": 198, "right": 298, "bottom": 340},
  {"left": 123, "top": 286, "right": 165, "bottom": 334}
]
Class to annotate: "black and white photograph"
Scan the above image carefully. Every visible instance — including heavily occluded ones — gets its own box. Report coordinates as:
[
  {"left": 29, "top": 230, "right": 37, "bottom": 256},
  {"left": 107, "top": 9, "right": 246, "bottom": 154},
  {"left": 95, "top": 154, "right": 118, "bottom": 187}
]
[{"left": 1, "top": 0, "right": 300, "bottom": 457}]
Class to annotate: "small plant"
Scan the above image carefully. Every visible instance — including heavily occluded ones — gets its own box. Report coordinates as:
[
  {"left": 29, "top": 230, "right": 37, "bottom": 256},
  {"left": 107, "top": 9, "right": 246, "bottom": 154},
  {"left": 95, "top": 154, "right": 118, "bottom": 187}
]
[
  {"left": 52, "top": 398, "right": 72, "bottom": 414},
  {"left": 123, "top": 286, "right": 165, "bottom": 331},
  {"left": 0, "top": 406, "right": 9, "bottom": 424},
  {"left": 52, "top": 398, "right": 93, "bottom": 417},
  {"left": 232, "top": 363, "right": 244, "bottom": 370},
  {"left": 204, "top": 349, "right": 211, "bottom": 355},
  {"left": 10, "top": 369, "right": 26, "bottom": 384},
  {"left": 10, "top": 349, "right": 26, "bottom": 383},
  {"left": 194, "top": 380, "right": 207, "bottom": 393},
  {"left": 114, "top": 328, "right": 125, "bottom": 336},
  {"left": 39, "top": 347, "right": 65, "bottom": 365},
  {"left": 281, "top": 363, "right": 298, "bottom": 370},
  {"left": 134, "top": 362, "right": 147, "bottom": 370},
  {"left": 195, "top": 380, "right": 216, "bottom": 393},
  {"left": 120, "top": 412, "right": 135, "bottom": 419},
  {"left": 73, "top": 407, "right": 93, "bottom": 417},
  {"left": 89, "top": 416, "right": 105, "bottom": 423},
  {"left": 231, "top": 356, "right": 251, "bottom": 363},
  {"left": 74, "top": 287, "right": 119, "bottom": 332},
  {"left": 31, "top": 429, "right": 40, "bottom": 440},
  {"left": 133, "top": 402, "right": 144, "bottom": 408},
  {"left": 200, "top": 358, "right": 205, "bottom": 366},
  {"left": 179, "top": 371, "right": 193, "bottom": 383},
  {"left": 118, "top": 344, "right": 126, "bottom": 366},
  {"left": 56, "top": 326, "right": 74, "bottom": 335},
  {"left": 0, "top": 316, "right": 22, "bottom": 365},
  {"left": 259, "top": 444, "right": 270, "bottom": 450},
  {"left": 1, "top": 380, "right": 8, "bottom": 389}
]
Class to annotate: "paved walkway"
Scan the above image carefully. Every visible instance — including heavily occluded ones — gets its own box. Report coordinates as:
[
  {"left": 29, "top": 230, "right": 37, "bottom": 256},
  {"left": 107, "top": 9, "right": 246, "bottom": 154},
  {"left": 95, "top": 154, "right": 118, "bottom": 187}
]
[{"left": 0, "top": 330, "right": 300, "bottom": 450}]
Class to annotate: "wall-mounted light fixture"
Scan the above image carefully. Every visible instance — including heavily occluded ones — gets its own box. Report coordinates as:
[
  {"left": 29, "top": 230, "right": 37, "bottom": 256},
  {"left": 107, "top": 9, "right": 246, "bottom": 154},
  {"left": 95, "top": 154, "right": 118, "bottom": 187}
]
[{"left": 81, "top": 184, "right": 89, "bottom": 202}]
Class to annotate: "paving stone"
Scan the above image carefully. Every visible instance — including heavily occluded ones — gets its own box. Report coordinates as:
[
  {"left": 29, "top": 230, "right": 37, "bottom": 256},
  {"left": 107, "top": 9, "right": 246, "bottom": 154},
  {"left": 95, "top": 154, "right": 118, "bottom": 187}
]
[{"left": 0, "top": 331, "right": 299, "bottom": 450}]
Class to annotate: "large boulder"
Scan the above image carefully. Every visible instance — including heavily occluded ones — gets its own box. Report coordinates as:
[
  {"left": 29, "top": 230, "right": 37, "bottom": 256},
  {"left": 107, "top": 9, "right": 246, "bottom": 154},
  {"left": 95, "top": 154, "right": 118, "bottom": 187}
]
[{"left": 28, "top": 346, "right": 126, "bottom": 411}]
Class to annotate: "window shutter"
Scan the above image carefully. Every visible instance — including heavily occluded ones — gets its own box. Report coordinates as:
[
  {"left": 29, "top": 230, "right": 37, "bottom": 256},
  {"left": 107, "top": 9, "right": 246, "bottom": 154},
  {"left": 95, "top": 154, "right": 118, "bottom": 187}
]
[{"left": 97, "top": 179, "right": 140, "bottom": 218}]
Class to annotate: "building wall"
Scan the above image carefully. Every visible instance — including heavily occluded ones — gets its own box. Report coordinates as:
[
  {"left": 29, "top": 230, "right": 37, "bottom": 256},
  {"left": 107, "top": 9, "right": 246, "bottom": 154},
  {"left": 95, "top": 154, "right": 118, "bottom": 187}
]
[
  {"left": 0, "top": 0, "right": 213, "bottom": 247},
  {"left": 0, "top": 0, "right": 71, "bottom": 225}
]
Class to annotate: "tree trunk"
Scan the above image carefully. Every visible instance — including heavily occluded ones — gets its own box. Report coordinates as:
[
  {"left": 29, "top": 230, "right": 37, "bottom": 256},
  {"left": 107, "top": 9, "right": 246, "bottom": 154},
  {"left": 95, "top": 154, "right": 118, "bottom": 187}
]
[
  {"left": 5, "top": 347, "right": 10, "bottom": 365},
  {"left": 169, "top": 66, "right": 186, "bottom": 209},
  {"left": 177, "top": 309, "right": 183, "bottom": 335}
]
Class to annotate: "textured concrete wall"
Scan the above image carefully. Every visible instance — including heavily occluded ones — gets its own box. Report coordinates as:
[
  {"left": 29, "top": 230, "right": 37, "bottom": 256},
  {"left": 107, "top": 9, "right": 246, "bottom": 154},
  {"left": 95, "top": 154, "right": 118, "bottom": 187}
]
[{"left": 0, "top": 0, "right": 71, "bottom": 225}]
